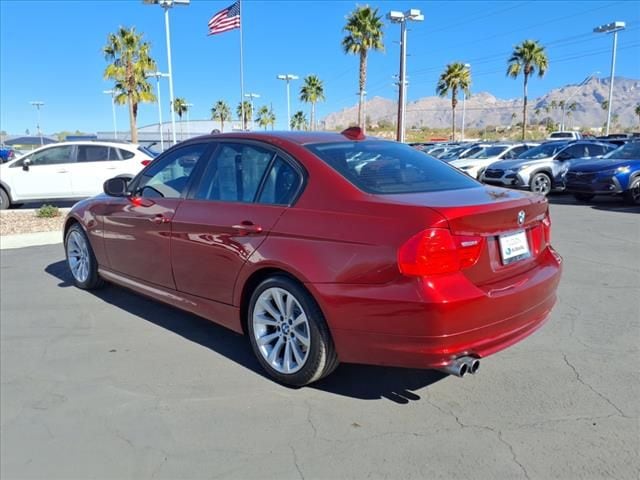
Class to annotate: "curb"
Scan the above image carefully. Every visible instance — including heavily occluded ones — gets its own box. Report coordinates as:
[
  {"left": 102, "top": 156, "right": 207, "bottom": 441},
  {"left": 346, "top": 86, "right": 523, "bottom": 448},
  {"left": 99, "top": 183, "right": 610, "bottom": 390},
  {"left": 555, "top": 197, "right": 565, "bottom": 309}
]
[{"left": 0, "top": 231, "right": 63, "bottom": 250}]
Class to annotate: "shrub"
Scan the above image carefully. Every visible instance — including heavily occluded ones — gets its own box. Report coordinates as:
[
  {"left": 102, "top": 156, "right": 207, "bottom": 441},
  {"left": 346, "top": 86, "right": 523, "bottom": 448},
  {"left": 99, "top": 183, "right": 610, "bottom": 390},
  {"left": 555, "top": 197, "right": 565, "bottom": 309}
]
[{"left": 36, "top": 204, "right": 60, "bottom": 218}]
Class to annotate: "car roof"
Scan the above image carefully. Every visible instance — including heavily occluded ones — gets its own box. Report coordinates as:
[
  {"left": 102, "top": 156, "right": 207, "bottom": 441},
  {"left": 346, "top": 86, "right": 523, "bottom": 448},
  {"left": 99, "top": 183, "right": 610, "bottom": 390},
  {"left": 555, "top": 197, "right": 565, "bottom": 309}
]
[{"left": 189, "top": 130, "right": 387, "bottom": 146}]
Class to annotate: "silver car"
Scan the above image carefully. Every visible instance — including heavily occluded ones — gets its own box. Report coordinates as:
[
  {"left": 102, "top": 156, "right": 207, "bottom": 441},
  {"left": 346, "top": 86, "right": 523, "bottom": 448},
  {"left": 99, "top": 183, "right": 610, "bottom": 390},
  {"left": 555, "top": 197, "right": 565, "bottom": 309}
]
[{"left": 480, "top": 141, "right": 616, "bottom": 195}]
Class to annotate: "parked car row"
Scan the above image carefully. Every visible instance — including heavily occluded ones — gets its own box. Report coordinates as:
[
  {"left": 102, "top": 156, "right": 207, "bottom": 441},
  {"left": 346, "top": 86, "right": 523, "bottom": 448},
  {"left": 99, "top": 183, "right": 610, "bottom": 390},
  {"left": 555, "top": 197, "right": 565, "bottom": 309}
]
[
  {"left": 0, "top": 141, "right": 158, "bottom": 209},
  {"left": 411, "top": 137, "right": 639, "bottom": 205}
]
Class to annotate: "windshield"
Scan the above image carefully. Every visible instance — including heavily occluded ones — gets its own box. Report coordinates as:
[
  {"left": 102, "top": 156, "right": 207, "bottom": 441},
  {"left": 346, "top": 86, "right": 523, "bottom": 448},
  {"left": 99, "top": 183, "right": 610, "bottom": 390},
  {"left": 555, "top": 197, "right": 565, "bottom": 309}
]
[
  {"left": 518, "top": 142, "right": 567, "bottom": 160},
  {"left": 306, "top": 141, "right": 478, "bottom": 194},
  {"left": 438, "top": 146, "right": 466, "bottom": 160},
  {"left": 603, "top": 142, "right": 640, "bottom": 160},
  {"left": 470, "top": 146, "right": 508, "bottom": 159}
]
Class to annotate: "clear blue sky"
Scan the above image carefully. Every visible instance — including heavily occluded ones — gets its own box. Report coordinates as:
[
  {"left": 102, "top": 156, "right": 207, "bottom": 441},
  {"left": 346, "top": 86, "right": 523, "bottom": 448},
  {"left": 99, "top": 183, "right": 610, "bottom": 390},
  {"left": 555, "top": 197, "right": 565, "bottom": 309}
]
[{"left": 1, "top": 0, "right": 639, "bottom": 134}]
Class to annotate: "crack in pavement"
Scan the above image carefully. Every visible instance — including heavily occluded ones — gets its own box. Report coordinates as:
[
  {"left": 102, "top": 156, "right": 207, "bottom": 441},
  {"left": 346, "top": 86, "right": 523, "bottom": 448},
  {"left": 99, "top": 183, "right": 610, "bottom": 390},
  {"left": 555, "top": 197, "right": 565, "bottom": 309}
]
[
  {"left": 290, "top": 444, "right": 305, "bottom": 480},
  {"left": 562, "top": 354, "right": 630, "bottom": 418}
]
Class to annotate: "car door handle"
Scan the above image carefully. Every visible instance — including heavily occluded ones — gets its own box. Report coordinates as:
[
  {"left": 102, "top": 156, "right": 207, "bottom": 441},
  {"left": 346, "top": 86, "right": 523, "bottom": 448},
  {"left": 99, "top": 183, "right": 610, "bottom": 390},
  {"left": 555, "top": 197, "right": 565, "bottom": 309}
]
[
  {"left": 149, "top": 214, "right": 171, "bottom": 224},
  {"left": 232, "top": 221, "right": 263, "bottom": 235},
  {"left": 57, "top": 169, "right": 68, "bottom": 173}
]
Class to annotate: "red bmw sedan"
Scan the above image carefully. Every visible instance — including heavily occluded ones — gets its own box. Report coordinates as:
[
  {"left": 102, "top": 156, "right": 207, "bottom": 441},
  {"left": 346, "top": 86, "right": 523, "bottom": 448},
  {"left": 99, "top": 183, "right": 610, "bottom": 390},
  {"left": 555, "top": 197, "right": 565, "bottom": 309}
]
[{"left": 64, "top": 129, "right": 562, "bottom": 386}]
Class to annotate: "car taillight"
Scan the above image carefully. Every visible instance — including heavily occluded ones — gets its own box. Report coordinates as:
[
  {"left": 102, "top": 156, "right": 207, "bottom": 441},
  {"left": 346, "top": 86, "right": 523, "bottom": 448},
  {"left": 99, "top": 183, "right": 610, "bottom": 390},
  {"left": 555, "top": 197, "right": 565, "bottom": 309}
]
[
  {"left": 398, "top": 228, "right": 484, "bottom": 276},
  {"left": 141, "top": 159, "right": 152, "bottom": 166},
  {"left": 542, "top": 212, "right": 551, "bottom": 244}
]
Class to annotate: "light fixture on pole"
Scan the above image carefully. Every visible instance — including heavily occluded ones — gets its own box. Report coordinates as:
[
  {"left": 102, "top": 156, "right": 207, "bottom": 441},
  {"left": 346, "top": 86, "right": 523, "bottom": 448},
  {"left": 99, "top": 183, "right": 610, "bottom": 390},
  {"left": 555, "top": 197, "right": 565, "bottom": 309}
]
[
  {"left": 560, "top": 71, "right": 599, "bottom": 131},
  {"left": 461, "top": 63, "right": 471, "bottom": 141},
  {"left": 593, "top": 21, "right": 625, "bottom": 136},
  {"left": 145, "top": 71, "right": 169, "bottom": 150},
  {"left": 29, "top": 101, "right": 45, "bottom": 145},
  {"left": 185, "top": 103, "right": 193, "bottom": 139},
  {"left": 387, "top": 9, "right": 424, "bottom": 143},
  {"left": 103, "top": 90, "right": 118, "bottom": 140},
  {"left": 143, "top": 0, "right": 190, "bottom": 146},
  {"left": 244, "top": 93, "right": 260, "bottom": 130},
  {"left": 277, "top": 74, "right": 299, "bottom": 130}
]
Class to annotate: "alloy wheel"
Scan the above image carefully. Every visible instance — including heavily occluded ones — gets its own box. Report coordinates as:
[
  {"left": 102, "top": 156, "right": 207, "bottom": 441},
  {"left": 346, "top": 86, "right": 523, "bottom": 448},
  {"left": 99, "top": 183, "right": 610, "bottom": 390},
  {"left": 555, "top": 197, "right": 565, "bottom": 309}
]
[
  {"left": 252, "top": 287, "right": 311, "bottom": 374},
  {"left": 66, "top": 230, "right": 90, "bottom": 283},
  {"left": 531, "top": 174, "right": 551, "bottom": 195}
]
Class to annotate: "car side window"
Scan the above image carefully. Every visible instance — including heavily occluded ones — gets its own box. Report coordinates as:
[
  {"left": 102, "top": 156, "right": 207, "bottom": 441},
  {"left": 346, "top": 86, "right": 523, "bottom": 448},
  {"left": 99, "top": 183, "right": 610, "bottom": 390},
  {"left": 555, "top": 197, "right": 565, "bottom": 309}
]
[
  {"left": 560, "top": 144, "right": 588, "bottom": 159},
  {"left": 586, "top": 144, "right": 610, "bottom": 157},
  {"left": 258, "top": 156, "right": 301, "bottom": 205},
  {"left": 195, "top": 143, "right": 273, "bottom": 202},
  {"left": 509, "top": 146, "right": 528, "bottom": 158},
  {"left": 77, "top": 145, "right": 110, "bottom": 162},
  {"left": 29, "top": 146, "right": 75, "bottom": 166},
  {"left": 117, "top": 148, "right": 135, "bottom": 160},
  {"left": 135, "top": 143, "right": 208, "bottom": 199}
]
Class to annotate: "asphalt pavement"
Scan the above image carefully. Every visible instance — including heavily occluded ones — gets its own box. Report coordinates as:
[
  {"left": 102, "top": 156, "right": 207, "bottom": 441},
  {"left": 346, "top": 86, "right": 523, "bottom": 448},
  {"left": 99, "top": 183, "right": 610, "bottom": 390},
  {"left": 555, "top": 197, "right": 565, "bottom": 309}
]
[{"left": 1, "top": 196, "right": 639, "bottom": 479}]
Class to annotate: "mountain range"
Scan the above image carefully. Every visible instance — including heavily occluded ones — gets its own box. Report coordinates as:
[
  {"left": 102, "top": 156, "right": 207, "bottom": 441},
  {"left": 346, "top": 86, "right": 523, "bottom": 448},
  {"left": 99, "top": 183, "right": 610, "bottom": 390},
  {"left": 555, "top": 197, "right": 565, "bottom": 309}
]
[{"left": 322, "top": 77, "right": 640, "bottom": 131}]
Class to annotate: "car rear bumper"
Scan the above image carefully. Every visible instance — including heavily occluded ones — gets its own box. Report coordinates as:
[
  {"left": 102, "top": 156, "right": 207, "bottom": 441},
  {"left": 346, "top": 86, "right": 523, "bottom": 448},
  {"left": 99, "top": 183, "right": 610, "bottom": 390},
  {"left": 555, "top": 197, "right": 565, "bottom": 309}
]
[{"left": 309, "top": 246, "right": 562, "bottom": 369}]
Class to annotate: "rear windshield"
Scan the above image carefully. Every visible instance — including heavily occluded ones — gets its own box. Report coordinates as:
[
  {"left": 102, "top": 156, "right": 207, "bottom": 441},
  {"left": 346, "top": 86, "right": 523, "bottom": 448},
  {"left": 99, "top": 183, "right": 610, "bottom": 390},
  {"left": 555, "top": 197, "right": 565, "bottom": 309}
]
[
  {"left": 139, "top": 146, "right": 159, "bottom": 158},
  {"left": 305, "top": 141, "right": 478, "bottom": 194},
  {"left": 549, "top": 132, "right": 574, "bottom": 138}
]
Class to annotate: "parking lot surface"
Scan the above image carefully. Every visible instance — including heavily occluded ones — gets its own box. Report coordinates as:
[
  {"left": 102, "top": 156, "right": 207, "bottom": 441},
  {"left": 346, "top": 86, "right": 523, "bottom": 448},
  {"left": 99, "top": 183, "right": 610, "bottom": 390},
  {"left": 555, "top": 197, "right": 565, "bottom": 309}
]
[{"left": 1, "top": 197, "right": 639, "bottom": 479}]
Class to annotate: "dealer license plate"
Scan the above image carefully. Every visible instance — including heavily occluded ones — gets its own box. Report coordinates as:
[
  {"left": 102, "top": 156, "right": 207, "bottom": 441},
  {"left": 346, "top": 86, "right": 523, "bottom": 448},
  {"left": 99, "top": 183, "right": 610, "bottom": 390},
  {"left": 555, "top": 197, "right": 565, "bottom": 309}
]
[{"left": 498, "top": 230, "right": 531, "bottom": 265}]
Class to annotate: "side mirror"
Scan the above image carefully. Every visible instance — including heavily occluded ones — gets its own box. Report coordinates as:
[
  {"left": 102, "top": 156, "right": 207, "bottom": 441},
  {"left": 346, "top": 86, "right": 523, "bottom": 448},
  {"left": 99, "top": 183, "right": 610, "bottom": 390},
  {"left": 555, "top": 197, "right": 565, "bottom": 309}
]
[
  {"left": 103, "top": 177, "right": 129, "bottom": 197},
  {"left": 22, "top": 159, "right": 31, "bottom": 171}
]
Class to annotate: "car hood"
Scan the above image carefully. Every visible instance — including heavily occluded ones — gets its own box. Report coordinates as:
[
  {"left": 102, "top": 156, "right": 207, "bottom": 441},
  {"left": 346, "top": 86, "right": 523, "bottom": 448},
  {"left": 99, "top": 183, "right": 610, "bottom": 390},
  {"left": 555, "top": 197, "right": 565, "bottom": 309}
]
[
  {"left": 569, "top": 159, "right": 638, "bottom": 173},
  {"left": 487, "top": 157, "right": 552, "bottom": 170}
]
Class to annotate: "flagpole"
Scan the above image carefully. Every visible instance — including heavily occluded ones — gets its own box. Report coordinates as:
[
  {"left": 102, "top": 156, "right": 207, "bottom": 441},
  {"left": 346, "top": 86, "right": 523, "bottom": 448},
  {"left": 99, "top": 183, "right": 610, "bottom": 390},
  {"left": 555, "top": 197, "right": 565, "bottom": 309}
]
[{"left": 239, "top": 0, "right": 245, "bottom": 130}]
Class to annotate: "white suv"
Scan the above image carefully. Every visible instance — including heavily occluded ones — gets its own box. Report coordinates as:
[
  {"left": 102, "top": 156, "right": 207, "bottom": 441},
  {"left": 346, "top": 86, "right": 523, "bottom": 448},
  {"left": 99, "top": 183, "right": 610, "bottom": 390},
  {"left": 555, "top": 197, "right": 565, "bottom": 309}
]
[
  {"left": 450, "top": 143, "right": 538, "bottom": 179},
  {"left": 0, "top": 141, "right": 155, "bottom": 209}
]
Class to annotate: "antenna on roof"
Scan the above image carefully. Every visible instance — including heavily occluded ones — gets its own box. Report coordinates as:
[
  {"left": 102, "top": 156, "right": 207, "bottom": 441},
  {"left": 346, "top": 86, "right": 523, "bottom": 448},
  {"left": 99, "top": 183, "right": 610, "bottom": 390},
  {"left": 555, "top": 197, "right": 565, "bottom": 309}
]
[{"left": 341, "top": 126, "right": 365, "bottom": 141}]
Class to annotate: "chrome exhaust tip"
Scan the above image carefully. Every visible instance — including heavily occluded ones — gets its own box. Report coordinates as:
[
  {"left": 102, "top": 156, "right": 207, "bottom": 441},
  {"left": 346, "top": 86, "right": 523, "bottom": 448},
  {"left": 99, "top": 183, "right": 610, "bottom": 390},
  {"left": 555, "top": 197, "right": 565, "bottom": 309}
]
[
  {"left": 438, "top": 356, "right": 480, "bottom": 377},
  {"left": 438, "top": 358, "right": 469, "bottom": 377}
]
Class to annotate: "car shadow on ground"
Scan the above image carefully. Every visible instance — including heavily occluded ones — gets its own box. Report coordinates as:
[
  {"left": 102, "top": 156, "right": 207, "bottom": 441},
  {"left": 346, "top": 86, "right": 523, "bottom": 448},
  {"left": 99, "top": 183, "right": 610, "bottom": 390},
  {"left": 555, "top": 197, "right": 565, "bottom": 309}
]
[
  {"left": 45, "top": 260, "right": 446, "bottom": 403},
  {"left": 548, "top": 193, "right": 640, "bottom": 213}
]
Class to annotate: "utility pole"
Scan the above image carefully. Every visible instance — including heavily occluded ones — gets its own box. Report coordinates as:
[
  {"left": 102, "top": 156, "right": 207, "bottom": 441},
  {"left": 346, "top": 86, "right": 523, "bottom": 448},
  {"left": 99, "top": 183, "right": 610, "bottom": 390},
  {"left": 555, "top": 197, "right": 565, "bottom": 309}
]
[
  {"left": 594, "top": 21, "right": 625, "bottom": 136},
  {"left": 29, "top": 101, "right": 45, "bottom": 145},
  {"left": 277, "top": 74, "right": 299, "bottom": 130}
]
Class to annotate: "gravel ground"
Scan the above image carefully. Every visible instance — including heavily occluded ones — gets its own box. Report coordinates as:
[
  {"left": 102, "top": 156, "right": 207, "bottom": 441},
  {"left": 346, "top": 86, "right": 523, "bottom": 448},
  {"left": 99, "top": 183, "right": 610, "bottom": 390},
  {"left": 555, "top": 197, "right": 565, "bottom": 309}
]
[{"left": 0, "top": 210, "right": 67, "bottom": 236}]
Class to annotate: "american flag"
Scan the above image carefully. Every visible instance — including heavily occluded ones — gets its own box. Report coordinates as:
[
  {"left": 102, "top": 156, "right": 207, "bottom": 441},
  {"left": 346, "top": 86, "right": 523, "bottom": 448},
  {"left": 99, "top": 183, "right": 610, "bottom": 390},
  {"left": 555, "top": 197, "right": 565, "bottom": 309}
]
[{"left": 208, "top": 1, "right": 241, "bottom": 36}]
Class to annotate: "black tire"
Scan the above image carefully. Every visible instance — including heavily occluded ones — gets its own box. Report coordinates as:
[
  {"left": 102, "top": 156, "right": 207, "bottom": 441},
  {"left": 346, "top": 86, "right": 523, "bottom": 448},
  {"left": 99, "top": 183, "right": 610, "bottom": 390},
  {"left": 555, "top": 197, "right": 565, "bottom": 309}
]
[
  {"left": 247, "top": 276, "right": 338, "bottom": 386},
  {"left": 530, "top": 172, "right": 552, "bottom": 196},
  {"left": 573, "top": 193, "right": 595, "bottom": 202},
  {"left": 64, "top": 223, "right": 104, "bottom": 290},
  {"left": 623, "top": 176, "right": 640, "bottom": 206},
  {"left": 0, "top": 188, "right": 10, "bottom": 210}
]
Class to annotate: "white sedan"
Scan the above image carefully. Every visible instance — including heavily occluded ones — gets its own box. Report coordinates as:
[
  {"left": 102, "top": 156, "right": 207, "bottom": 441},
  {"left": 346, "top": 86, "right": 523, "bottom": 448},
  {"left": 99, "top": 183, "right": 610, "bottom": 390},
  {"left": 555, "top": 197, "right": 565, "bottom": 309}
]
[
  {"left": 0, "top": 141, "right": 155, "bottom": 209},
  {"left": 451, "top": 143, "right": 538, "bottom": 179}
]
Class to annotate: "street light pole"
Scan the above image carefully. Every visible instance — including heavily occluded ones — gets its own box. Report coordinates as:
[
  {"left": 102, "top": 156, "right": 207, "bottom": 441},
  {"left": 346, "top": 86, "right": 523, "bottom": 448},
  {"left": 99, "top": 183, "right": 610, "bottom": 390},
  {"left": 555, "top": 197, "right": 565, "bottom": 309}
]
[
  {"left": 103, "top": 90, "right": 118, "bottom": 140},
  {"left": 29, "top": 101, "right": 45, "bottom": 145},
  {"left": 277, "top": 74, "right": 299, "bottom": 130},
  {"left": 594, "top": 21, "right": 625, "bottom": 136},
  {"left": 461, "top": 63, "right": 471, "bottom": 141},
  {"left": 388, "top": 9, "right": 424, "bottom": 143},
  {"left": 145, "top": 71, "right": 170, "bottom": 151},
  {"left": 144, "top": 0, "right": 190, "bottom": 145},
  {"left": 244, "top": 93, "right": 260, "bottom": 130}
]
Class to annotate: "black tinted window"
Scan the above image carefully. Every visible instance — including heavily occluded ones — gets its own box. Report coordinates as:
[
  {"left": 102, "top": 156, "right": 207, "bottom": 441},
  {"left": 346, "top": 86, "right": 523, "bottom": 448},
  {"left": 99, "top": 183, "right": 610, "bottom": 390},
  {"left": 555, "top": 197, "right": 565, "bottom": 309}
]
[
  {"left": 306, "top": 141, "right": 478, "bottom": 194},
  {"left": 29, "top": 146, "right": 75, "bottom": 166},
  {"left": 118, "top": 148, "right": 135, "bottom": 160},
  {"left": 195, "top": 143, "right": 273, "bottom": 202},
  {"left": 78, "top": 145, "right": 116, "bottom": 162},
  {"left": 258, "top": 156, "right": 301, "bottom": 205},
  {"left": 136, "top": 143, "right": 207, "bottom": 198}
]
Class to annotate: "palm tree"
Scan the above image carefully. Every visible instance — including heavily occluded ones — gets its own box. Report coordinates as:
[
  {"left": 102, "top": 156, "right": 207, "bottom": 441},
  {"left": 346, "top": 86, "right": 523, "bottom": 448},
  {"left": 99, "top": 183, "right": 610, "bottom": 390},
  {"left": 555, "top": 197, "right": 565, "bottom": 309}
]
[
  {"left": 635, "top": 104, "right": 640, "bottom": 126},
  {"left": 300, "top": 75, "right": 325, "bottom": 131},
  {"left": 172, "top": 98, "right": 188, "bottom": 140},
  {"left": 236, "top": 101, "right": 252, "bottom": 130},
  {"left": 507, "top": 40, "right": 548, "bottom": 140},
  {"left": 256, "top": 106, "right": 271, "bottom": 131},
  {"left": 267, "top": 107, "right": 276, "bottom": 131},
  {"left": 342, "top": 5, "right": 384, "bottom": 132},
  {"left": 103, "top": 26, "right": 156, "bottom": 144},
  {"left": 291, "top": 111, "right": 308, "bottom": 130},
  {"left": 211, "top": 100, "right": 231, "bottom": 132},
  {"left": 436, "top": 62, "right": 471, "bottom": 141},
  {"left": 567, "top": 102, "right": 578, "bottom": 129}
]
